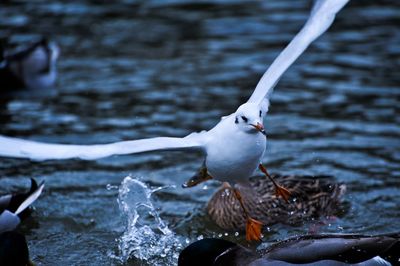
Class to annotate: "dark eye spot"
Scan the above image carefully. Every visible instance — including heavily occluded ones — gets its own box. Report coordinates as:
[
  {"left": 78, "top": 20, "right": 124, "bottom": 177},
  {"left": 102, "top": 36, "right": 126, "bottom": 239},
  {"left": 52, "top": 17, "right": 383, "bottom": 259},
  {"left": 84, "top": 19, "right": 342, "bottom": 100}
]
[
  {"left": 235, "top": 117, "right": 238, "bottom": 124},
  {"left": 259, "top": 110, "right": 262, "bottom": 117},
  {"left": 241, "top": 116, "right": 248, "bottom": 122}
]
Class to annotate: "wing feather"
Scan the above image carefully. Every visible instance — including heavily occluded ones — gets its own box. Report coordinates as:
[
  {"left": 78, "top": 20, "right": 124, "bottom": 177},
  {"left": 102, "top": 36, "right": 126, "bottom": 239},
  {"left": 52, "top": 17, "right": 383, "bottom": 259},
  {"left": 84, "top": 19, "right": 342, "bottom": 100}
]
[
  {"left": 248, "top": 0, "right": 349, "bottom": 106},
  {"left": 0, "top": 132, "right": 205, "bottom": 161},
  {"left": 15, "top": 181, "right": 45, "bottom": 215}
]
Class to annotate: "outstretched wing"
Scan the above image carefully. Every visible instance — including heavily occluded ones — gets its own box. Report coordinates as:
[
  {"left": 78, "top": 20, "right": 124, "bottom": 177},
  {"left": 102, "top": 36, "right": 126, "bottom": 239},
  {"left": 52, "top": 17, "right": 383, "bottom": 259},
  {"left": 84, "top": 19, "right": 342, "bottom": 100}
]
[
  {"left": 247, "top": 0, "right": 349, "bottom": 108},
  {"left": 0, "top": 132, "right": 205, "bottom": 161}
]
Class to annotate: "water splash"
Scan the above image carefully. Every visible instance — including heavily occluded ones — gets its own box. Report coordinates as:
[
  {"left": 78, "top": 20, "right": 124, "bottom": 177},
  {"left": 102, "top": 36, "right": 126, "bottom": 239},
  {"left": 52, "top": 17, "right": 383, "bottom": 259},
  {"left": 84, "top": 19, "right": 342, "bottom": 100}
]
[{"left": 114, "top": 176, "right": 183, "bottom": 265}]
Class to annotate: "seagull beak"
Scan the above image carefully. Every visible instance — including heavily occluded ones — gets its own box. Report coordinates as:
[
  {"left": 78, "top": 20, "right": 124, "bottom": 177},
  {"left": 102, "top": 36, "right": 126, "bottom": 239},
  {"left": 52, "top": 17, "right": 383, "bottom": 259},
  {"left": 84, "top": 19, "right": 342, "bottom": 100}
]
[{"left": 252, "top": 122, "right": 266, "bottom": 136}]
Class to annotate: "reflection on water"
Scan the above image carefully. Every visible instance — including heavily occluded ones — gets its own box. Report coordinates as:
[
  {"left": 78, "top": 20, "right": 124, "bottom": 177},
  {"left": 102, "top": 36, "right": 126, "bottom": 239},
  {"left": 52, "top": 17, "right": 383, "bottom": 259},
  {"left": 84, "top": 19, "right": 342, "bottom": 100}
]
[{"left": 0, "top": 0, "right": 399, "bottom": 265}]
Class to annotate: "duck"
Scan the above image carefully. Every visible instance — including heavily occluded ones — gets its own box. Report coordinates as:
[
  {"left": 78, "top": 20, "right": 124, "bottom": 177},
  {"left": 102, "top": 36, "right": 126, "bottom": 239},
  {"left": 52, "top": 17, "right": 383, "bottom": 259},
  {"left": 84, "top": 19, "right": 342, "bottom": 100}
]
[
  {"left": 0, "top": 231, "right": 32, "bottom": 266},
  {"left": 178, "top": 233, "right": 400, "bottom": 266},
  {"left": 0, "top": 37, "right": 59, "bottom": 91},
  {"left": 0, "top": 178, "right": 45, "bottom": 233},
  {"left": 207, "top": 174, "right": 346, "bottom": 231}
]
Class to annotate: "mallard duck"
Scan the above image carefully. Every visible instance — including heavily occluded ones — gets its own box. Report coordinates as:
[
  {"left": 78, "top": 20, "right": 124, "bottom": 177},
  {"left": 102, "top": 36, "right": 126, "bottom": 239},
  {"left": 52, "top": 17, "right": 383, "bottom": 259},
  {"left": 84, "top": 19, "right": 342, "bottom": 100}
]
[
  {"left": 179, "top": 233, "right": 400, "bottom": 265},
  {"left": 0, "top": 178, "right": 45, "bottom": 233},
  {"left": 207, "top": 175, "right": 345, "bottom": 231},
  {"left": 0, "top": 37, "right": 59, "bottom": 91}
]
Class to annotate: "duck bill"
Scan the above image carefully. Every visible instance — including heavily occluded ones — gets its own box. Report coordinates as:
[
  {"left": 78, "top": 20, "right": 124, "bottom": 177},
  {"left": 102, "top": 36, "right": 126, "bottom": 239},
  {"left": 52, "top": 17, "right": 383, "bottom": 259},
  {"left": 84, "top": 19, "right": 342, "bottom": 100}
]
[{"left": 252, "top": 122, "right": 266, "bottom": 136}]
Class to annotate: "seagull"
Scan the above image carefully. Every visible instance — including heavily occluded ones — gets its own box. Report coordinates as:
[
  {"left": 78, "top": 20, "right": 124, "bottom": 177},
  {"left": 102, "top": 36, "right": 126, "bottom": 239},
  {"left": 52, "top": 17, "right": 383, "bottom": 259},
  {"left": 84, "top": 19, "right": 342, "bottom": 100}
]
[{"left": 0, "top": 0, "right": 348, "bottom": 241}]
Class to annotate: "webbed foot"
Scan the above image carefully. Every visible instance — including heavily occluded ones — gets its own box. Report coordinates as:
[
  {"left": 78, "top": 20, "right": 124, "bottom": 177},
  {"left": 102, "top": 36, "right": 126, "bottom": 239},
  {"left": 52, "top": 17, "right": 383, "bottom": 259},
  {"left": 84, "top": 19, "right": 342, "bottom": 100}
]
[
  {"left": 246, "top": 217, "right": 263, "bottom": 242},
  {"left": 259, "top": 164, "right": 291, "bottom": 203},
  {"left": 275, "top": 185, "right": 291, "bottom": 203}
]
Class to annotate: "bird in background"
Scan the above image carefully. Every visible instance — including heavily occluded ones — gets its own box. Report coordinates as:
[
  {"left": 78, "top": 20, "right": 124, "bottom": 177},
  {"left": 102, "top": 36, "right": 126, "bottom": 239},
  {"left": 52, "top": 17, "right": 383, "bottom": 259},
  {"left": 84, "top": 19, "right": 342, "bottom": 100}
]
[
  {"left": 0, "top": 179, "right": 44, "bottom": 266},
  {"left": 0, "top": 178, "right": 45, "bottom": 234},
  {"left": 0, "top": 0, "right": 349, "bottom": 241},
  {"left": 0, "top": 231, "right": 32, "bottom": 266},
  {"left": 0, "top": 37, "right": 59, "bottom": 91}
]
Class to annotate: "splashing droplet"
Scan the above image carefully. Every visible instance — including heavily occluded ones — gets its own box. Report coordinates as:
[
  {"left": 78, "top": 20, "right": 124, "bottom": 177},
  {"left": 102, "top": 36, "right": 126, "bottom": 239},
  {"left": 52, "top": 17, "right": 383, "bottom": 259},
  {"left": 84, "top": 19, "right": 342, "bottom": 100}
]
[
  {"left": 113, "top": 176, "right": 183, "bottom": 265},
  {"left": 106, "top": 183, "right": 118, "bottom": 190}
]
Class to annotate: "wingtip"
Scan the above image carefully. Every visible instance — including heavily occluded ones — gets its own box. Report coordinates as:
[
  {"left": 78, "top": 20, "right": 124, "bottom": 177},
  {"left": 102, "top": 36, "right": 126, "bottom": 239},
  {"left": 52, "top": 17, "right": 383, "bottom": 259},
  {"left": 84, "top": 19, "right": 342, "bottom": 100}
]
[
  {"left": 29, "top": 178, "right": 38, "bottom": 193},
  {"left": 38, "top": 179, "right": 45, "bottom": 189},
  {"left": 14, "top": 179, "right": 45, "bottom": 216},
  {"left": 29, "top": 178, "right": 45, "bottom": 195}
]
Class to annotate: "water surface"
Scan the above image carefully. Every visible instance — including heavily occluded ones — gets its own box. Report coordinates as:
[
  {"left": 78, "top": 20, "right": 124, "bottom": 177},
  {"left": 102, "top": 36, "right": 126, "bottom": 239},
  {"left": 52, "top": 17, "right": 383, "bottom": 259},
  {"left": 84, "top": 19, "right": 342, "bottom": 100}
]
[{"left": 0, "top": 0, "right": 399, "bottom": 265}]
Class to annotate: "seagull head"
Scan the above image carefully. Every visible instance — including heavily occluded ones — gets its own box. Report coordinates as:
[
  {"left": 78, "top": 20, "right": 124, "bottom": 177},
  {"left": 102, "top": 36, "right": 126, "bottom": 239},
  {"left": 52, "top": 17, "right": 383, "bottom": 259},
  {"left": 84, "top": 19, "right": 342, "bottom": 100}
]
[{"left": 234, "top": 102, "right": 266, "bottom": 135}]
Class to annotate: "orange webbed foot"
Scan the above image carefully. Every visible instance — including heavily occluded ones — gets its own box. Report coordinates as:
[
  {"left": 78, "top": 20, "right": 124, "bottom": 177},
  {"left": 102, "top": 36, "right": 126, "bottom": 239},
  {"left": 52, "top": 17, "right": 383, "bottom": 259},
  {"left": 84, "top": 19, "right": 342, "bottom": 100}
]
[
  {"left": 275, "top": 185, "right": 291, "bottom": 203},
  {"left": 245, "top": 217, "right": 263, "bottom": 242}
]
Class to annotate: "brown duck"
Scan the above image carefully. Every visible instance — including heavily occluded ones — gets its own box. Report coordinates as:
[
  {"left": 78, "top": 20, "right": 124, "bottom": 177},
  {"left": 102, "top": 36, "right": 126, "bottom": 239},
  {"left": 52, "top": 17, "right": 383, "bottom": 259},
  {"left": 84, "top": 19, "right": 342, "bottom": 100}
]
[{"left": 207, "top": 174, "right": 346, "bottom": 231}]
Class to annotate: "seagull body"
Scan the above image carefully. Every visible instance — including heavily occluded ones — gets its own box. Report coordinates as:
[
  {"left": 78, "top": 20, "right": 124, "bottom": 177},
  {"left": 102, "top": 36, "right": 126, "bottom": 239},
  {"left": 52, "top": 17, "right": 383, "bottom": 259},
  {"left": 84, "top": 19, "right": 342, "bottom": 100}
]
[{"left": 205, "top": 103, "right": 266, "bottom": 182}]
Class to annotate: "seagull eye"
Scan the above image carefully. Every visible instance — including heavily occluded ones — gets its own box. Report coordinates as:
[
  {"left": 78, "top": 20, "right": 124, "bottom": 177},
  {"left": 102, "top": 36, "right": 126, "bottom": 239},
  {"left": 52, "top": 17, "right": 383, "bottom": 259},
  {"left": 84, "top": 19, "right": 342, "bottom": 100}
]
[
  {"left": 241, "top": 116, "right": 248, "bottom": 122},
  {"left": 259, "top": 110, "right": 262, "bottom": 117}
]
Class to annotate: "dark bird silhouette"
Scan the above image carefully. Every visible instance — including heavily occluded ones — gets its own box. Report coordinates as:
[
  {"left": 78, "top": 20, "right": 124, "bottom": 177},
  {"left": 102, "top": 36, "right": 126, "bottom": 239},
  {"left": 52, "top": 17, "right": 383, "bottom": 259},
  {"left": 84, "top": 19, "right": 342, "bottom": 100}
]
[
  {"left": 179, "top": 233, "right": 400, "bottom": 265},
  {"left": 0, "top": 178, "right": 45, "bottom": 233},
  {"left": 0, "top": 231, "right": 31, "bottom": 266},
  {"left": 0, "top": 38, "right": 59, "bottom": 91}
]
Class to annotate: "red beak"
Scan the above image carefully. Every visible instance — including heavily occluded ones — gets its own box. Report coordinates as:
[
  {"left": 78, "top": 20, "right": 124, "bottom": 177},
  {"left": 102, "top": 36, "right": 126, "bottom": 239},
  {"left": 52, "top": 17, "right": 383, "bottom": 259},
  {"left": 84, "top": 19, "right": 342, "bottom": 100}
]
[{"left": 252, "top": 122, "right": 266, "bottom": 136}]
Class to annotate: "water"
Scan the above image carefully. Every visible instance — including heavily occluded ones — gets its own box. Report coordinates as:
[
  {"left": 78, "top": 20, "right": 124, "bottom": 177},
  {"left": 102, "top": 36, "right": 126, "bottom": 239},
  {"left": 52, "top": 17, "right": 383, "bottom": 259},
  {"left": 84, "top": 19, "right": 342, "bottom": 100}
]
[
  {"left": 0, "top": 0, "right": 399, "bottom": 265},
  {"left": 113, "top": 176, "right": 182, "bottom": 265}
]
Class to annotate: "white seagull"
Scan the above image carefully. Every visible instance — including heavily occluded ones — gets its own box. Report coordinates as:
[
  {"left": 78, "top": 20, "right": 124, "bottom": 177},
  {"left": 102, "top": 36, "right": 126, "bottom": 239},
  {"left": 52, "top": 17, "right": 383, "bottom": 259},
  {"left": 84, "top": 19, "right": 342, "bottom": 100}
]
[{"left": 0, "top": 0, "right": 348, "bottom": 241}]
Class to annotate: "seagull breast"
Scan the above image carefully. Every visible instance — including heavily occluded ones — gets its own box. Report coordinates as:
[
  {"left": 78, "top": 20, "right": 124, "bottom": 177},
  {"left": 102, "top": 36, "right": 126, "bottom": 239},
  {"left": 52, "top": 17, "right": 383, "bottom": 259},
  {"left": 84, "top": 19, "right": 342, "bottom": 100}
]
[{"left": 204, "top": 116, "right": 266, "bottom": 183}]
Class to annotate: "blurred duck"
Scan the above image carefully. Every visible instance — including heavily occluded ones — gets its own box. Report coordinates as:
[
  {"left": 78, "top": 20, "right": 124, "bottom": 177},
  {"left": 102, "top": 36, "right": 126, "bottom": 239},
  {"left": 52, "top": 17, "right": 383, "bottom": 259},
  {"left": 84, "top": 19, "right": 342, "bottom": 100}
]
[
  {"left": 207, "top": 175, "right": 346, "bottom": 231},
  {"left": 0, "top": 178, "right": 45, "bottom": 233},
  {"left": 0, "top": 38, "right": 59, "bottom": 90},
  {"left": 179, "top": 233, "right": 400, "bottom": 266},
  {"left": 0, "top": 231, "right": 32, "bottom": 266}
]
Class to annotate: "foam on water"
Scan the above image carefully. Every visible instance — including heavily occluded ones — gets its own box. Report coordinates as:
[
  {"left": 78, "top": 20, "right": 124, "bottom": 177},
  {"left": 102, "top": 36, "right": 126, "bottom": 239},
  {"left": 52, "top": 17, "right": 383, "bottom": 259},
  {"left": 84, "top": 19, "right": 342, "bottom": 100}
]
[{"left": 113, "top": 176, "right": 183, "bottom": 265}]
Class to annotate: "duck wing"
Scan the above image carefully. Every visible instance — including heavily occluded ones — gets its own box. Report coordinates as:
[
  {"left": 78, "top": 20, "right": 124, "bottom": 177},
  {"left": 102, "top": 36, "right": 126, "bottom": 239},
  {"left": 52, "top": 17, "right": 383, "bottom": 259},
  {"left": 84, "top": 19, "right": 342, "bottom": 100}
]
[{"left": 15, "top": 179, "right": 45, "bottom": 216}]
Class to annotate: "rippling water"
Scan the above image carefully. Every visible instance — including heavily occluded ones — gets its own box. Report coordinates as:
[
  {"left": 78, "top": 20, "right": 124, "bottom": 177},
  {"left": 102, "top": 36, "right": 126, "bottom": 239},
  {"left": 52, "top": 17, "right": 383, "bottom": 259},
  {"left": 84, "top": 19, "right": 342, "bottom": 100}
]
[{"left": 0, "top": 0, "right": 399, "bottom": 265}]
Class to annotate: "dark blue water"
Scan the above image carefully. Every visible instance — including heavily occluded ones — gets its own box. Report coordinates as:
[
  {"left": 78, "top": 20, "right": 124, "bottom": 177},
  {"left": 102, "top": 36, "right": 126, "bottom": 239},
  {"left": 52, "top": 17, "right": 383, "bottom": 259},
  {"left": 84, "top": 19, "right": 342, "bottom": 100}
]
[{"left": 0, "top": 0, "right": 399, "bottom": 265}]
